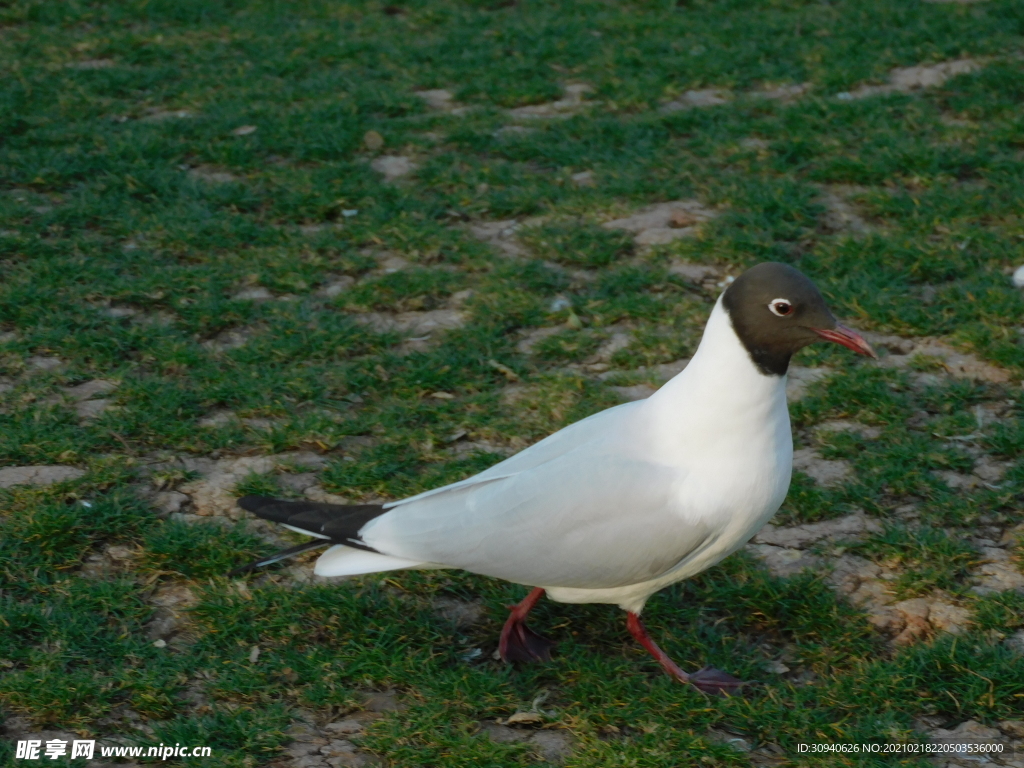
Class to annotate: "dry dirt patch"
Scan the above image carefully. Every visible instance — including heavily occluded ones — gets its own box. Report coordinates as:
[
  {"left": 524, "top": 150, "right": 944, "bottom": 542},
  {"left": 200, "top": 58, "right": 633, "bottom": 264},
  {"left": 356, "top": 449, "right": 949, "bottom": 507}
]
[
  {"left": 601, "top": 200, "right": 718, "bottom": 246},
  {"left": 0, "top": 465, "right": 85, "bottom": 488},
  {"left": 508, "top": 84, "right": 594, "bottom": 120},
  {"left": 839, "top": 59, "right": 982, "bottom": 100}
]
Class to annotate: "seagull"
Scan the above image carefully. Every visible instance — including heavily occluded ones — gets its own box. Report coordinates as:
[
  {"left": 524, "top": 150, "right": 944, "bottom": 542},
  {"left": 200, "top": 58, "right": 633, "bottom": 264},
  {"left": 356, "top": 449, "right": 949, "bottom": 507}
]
[{"left": 230, "top": 262, "right": 875, "bottom": 695}]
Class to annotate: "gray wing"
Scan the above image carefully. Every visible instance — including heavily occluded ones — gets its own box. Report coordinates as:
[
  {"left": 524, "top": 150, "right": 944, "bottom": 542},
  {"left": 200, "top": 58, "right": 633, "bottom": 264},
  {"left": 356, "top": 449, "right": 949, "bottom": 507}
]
[
  {"left": 383, "top": 400, "right": 645, "bottom": 509},
  {"left": 360, "top": 446, "right": 712, "bottom": 589}
]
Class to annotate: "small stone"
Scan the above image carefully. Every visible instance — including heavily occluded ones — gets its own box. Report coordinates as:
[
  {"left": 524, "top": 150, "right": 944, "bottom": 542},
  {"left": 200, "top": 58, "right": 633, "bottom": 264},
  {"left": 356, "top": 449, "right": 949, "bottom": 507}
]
[
  {"left": 1002, "top": 630, "right": 1024, "bottom": 654},
  {"left": 549, "top": 295, "right": 572, "bottom": 312},
  {"left": 973, "top": 457, "right": 1010, "bottom": 483},
  {"left": 667, "top": 262, "right": 719, "bottom": 283},
  {"left": 972, "top": 560, "right": 1024, "bottom": 593},
  {"left": 232, "top": 125, "right": 257, "bottom": 136},
  {"left": 198, "top": 410, "right": 238, "bottom": 428},
  {"left": 363, "top": 130, "right": 384, "bottom": 150},
  {"left": 153, "top": 639, "right": 167, "bottom": 648},
  {"left": 529, "top": 730, "right": 574, "bottom": 764},
  {"left": 63, "top": 379, "right": 118, "bottom": 401},
  {"left": 278, "top": 473, "right": 319, "bottom": 493},
  {"left": 892, "top": 599, "right": 932, "bottom": 645},
  {"left": 415, "top": 89, "right": 454, "bottom": 110},
  {"left": 286, "top": 723, "right": 322, "bottom": 742},
  {"left": 76, "top": 399, "right": 113, "bottom": 420},
  {"left": 324, "top": 720, "right": 365, "bottom": 736},
  {"left": 708, "top": 728, "right": 752, "bottom": 752},
  {"left": 316, "top": 276, "right": 355, "bottom": 298},
  {"left": 570, "top": 171, "right": 595, "bottom": 187},
  {"left": 467, "top": 218, "right": 527, "bottom": 258},
  {"left": 104, "top": 306, "right": 137, "bottom": 318},
  {"left": 1013, "top": 265, "right": 1024, "bottom": 289},
  {"left": 370, "top": 155, "right": 417, "bottom": 182},
  {"left": 152, "top": 491, "right": 188, "bottom": 516},
  {"left": 766, "top": 660, "right": 790, "bottom": 674},
  {"left": 819, "top": 186, "right": 871, "bottom": 235},
  {"left": 248, "top": 646, "right": 260, "bottom": 663},
  {"left": 746, "top": 544, "right": 821, "bottom": 578},
  {"left": 668, "top": 210, "right": 700, "bottom": 228},
  {"left": 232, "top": 287, "right": 273, "bottom": 302},
  {"left": 479, "top": 722, "right": 532, "bottom": 744},
  {"left": 376, "top": 253, "right": 411, "bottom": 273},
  {"left": 936, "top": 470, "right": 978, "bottom": 490},
  {"left": 660, "top": 89, "right": 731, "bottom": 112},
  {"left": 188, "top": 166, "right": 237, "bottom": 184},
  {"left": 998, "top": 720, "right": 1024, "bottom": 738},
  {"left": 359, "top": 690, "right": 405, "bottom": 713},
  {"left": 927, "top": 601, "right": 972, "bottom": 635},
  {"left": 894, "top": 597, "right": 931, "bottom": 620},
  {"left": 321, "top": 739, "right": 356, "bottom": 757},
  {"left": 508, "top": 84, "right": 594, "bottom": 119},
  {"left": 432, "top": 597, "right": 485, "bottom": 629},
  {"left": 27, "top": 356, "right": 63, "bottom": 371},
  {"left": 999, "top": 523, "right": 1024, "bottom": 547}
]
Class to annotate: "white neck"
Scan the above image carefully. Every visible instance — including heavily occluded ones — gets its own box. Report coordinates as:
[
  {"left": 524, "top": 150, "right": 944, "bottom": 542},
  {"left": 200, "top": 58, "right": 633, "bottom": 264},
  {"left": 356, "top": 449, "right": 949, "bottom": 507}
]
[{"left": 642, "top": 295, "right": 789, "bottom": 459}]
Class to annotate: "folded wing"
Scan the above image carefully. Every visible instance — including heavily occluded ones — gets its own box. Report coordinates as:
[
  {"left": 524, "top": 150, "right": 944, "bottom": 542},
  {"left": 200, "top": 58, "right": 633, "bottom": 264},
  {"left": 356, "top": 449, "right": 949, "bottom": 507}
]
[{"left": 362, "top": 448, "right": 712, "bottom": 590}]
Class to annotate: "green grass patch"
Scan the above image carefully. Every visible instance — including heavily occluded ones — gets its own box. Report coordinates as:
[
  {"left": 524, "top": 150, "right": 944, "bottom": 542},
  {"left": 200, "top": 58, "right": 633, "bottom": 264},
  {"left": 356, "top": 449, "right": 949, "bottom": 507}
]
[{"left": 2, "top": 0, "right": 1024, "bottom": 763}]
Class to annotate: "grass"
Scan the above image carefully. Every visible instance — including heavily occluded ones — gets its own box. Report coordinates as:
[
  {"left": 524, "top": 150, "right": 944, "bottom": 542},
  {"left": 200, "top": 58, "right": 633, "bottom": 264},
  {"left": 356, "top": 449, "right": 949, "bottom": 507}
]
[{"left": 1, "top": 0, "right": 1024, "bottom": 765}]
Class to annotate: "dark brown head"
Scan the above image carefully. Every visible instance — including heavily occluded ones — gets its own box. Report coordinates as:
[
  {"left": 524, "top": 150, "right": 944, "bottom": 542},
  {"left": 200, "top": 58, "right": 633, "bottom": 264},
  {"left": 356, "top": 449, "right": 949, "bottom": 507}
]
[{"left": 722, "top": 262, "right": 876, "bottom": 376}]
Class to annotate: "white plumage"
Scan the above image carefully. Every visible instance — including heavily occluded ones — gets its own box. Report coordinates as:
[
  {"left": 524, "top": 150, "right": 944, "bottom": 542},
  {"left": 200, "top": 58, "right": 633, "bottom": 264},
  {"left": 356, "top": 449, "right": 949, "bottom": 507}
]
[{"left": 314, "top": 294, "right": 792, "bottom": 614}]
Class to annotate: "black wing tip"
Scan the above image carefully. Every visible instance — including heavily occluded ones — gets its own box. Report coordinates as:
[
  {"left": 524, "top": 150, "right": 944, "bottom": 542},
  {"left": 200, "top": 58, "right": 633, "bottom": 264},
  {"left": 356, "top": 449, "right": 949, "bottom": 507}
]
[
  {"left": 226, "top": 561, "right": 260, "bottom": 578},
  {"left": 237, "top": 495, "right": 278, "bottom": 513},
  {"left": 226, "top": 540, "right": 331, "bottom": 578}
]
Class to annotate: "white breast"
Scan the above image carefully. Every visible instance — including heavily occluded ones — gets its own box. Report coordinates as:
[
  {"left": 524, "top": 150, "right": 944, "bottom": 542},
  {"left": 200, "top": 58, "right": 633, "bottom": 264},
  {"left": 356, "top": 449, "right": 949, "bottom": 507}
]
[{"left": 547, "top": 296, "right": 793, "bottom": 611}]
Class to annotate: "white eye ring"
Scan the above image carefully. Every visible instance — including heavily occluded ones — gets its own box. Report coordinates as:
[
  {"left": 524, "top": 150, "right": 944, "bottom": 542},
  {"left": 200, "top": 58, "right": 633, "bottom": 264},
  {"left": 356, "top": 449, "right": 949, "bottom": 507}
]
[{"left": 768, "top": 298, "right": 793, "bottom": 317}]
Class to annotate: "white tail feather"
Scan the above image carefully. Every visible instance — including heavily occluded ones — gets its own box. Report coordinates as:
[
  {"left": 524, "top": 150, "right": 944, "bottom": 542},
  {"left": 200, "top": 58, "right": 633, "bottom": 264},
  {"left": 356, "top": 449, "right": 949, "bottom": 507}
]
[{"left": 313, "top": 544, "right": 429, "bottom": 577}]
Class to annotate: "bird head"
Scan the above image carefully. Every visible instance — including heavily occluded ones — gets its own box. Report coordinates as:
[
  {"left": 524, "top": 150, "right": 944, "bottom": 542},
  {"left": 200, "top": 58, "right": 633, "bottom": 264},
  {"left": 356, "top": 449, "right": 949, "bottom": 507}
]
[{"left": 722, "top": 262, "right": 876, "bottom": 376}]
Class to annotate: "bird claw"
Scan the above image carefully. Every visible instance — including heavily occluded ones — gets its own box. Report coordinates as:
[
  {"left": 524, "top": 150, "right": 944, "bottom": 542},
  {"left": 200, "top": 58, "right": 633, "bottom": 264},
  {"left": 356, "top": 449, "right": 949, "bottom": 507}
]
[
  {"left": 499, "top": 621, "right": 555, "bottom": 664},
  {"left": 687, "top": 666, "right": 748, "bottom": 697}
]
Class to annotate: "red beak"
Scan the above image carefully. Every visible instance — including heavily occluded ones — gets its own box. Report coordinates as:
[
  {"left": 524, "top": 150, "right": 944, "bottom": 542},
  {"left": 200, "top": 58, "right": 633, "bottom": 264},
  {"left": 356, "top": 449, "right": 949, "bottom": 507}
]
[{"left": 811, "top": 324, "right": 877, "bottom": 358}]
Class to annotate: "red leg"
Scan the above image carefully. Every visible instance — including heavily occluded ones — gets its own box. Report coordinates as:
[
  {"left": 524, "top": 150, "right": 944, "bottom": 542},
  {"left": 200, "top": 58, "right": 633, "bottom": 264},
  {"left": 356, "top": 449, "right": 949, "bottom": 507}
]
[
  {"left": 626, "top": 612, "right": 746, "bottom": 696},
  {"left": 498, "top": 587, "right": 556, "bottom": 663}
]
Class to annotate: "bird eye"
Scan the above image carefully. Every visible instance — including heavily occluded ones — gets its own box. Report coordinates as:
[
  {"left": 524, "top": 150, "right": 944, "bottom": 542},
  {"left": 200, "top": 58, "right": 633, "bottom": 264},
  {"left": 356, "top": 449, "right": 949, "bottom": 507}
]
[{"left": 768, "top": 299, "right": 793, "bottom": 317}]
